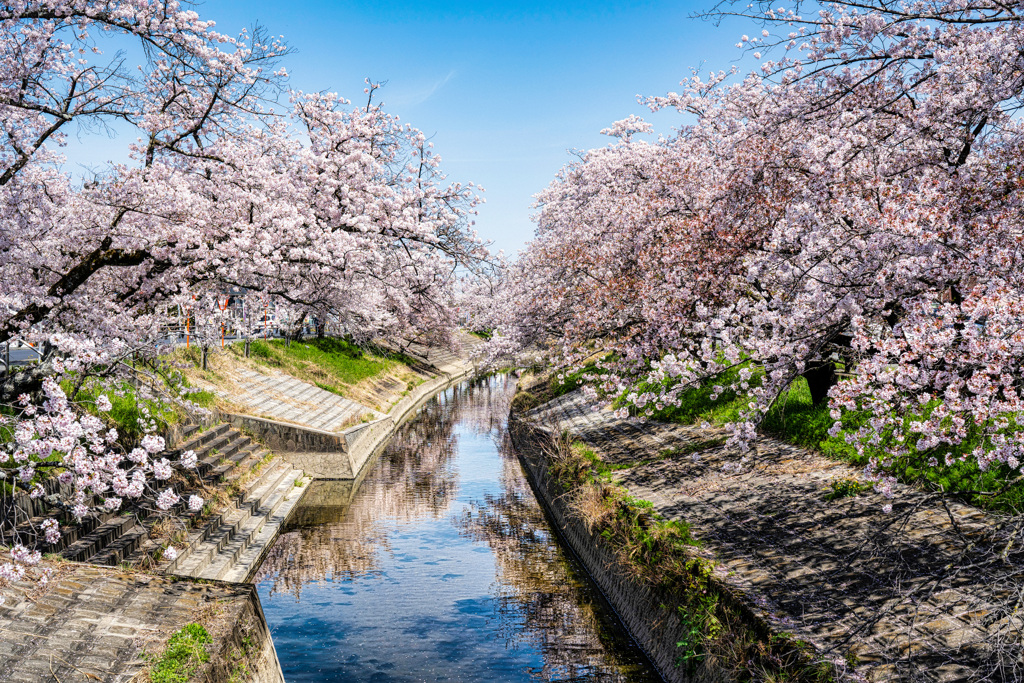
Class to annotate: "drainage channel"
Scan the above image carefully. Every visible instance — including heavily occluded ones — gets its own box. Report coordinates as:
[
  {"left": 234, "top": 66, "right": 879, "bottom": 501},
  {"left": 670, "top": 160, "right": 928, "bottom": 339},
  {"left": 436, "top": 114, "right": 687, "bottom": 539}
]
[{"left": 254, "top": 374, "right": 662, "bottom": 682}]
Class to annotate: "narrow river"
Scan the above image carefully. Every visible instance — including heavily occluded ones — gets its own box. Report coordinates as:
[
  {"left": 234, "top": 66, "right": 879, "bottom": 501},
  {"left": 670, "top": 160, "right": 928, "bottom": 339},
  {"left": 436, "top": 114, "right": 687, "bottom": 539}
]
[{"left": 255, "top": 374, "right": 661, "bottom": 682}]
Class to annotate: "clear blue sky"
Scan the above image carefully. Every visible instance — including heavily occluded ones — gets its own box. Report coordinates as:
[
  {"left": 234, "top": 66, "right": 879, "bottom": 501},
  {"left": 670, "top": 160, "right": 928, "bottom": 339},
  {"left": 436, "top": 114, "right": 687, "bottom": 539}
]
[{"left": 76, "top": 1, "right": 755, "bottom": 257}]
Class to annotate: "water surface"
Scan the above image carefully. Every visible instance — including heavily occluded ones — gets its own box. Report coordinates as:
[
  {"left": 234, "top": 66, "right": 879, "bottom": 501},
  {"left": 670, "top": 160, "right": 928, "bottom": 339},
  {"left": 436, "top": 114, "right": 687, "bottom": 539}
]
[{"left": 256, "top": 375, "right": 661, "bottom": 682}]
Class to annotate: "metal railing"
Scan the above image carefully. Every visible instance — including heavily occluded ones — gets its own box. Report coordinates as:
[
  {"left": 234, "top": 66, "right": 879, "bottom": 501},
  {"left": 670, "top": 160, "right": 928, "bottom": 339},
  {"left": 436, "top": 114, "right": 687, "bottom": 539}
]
[{"left": 1, "top": 339, "right": 43, "bottom": 376}]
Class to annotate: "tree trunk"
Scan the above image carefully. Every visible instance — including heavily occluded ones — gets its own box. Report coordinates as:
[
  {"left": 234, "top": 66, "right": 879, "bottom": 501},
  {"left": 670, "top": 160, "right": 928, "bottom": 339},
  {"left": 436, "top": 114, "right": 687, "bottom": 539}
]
[
  {"left": 802, "top": 363, "right": 836, "bottom": 407},
  {"left": 291, "top": 311, "right": 308, "bottom": 343},
  {"left": 201, "top": 346, "right": 209, "bottom": 371}
]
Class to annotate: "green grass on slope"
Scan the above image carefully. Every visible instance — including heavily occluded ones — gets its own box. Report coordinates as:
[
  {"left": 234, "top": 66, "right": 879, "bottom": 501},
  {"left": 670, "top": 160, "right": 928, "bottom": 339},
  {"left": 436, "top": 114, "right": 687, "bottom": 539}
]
[
  {"left": 642, "top": 370, "right": 1024, "bottom": 513},
  {"left": 644, "top": 370, "right": 833, "bottom": 449},
  {"left": 149, "top": 623, "right": 212, "bottom": 683},
  {"left": 241, "top": 337, "right": 394, "bottom": 395}
]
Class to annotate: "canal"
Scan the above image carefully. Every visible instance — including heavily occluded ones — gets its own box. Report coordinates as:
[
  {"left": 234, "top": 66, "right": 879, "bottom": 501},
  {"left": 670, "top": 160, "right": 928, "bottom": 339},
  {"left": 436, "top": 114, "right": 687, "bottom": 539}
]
[{"left": 254, "top": 374, "right": 661, "bottom": 682}]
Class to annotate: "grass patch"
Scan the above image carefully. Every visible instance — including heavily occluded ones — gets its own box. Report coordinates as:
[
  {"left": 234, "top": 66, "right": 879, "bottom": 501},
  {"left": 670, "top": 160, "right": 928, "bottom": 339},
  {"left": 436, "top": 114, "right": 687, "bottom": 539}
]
[
  {"left": 549, "top": 359, "right": 603, "bottom": 399},
  {"left": 549, "top": 439, "right": 701, "bottom": 585},
  {"left": 641, "top": 369, "right": 833, "bottom": 452},
  {"left": 629, "top": 363, "right": 751, "bottom": 425},
  {"left": 237, "top": 337, "right": 393, "bottom": 395},
  {"left": 760, "top": 378, "right": 834, "bottom": 449},
  {"left": 186, "top": 389, "right": 216, "bottom": 408},
  {"left": 65, "top": 378, "right": 180, "bottom": 448},
  {"left": 823, "top": 404, "right": 1024, "bottom": 513},
  {"left": 149, "top": 623, "right": 212, "bottom": 683},
  {"left": 824, "top": 476, "right": 870, "bottom": 501},
  {"left": 606, "top": 361, "right": 1024, "bottom": 513}
]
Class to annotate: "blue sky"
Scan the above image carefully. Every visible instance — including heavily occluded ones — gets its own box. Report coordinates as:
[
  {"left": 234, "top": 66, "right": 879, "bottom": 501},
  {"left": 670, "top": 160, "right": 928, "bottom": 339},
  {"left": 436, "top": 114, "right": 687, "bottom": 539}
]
[{"left": 72, "top": 1, "right": 755, "bottom": 257}]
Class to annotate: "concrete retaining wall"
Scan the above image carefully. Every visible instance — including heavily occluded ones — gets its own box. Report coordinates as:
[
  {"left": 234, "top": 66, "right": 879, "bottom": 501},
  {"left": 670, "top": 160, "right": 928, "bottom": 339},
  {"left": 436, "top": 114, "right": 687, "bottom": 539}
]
[
  {"left": 340, "top": 366, "right": 475, "bottom": 476},
  {"left": 215, "top": 410, "right": 357, "bottom": 479},
  {"left": 206, "top": 583, "right": 286, "bottom": 683},
  {"left": 218, "top": 411, "right": 350, "bottom": 455},
  {"left": 220, "top": 366, "right": 475, "bottom": 480},
  {"left": 508, "top": 416, "right": 731, "bottom": 683}
]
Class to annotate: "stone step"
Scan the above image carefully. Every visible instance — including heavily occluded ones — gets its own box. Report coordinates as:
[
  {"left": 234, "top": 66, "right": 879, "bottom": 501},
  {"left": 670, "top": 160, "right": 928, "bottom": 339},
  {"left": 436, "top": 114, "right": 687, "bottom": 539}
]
[
  {"left": 15, "top": 507, "right": 116, "bottom": 553},
  {"left": 170, "top": 423, "right": 201, "bottom": 447},
  {"left": 209, "top": 444, "right": 259, "bottom": 479},
  {"left": 219, "top": 475, "right": 311, "bottom": 583},
  {"left": 218, "top": 434, "right": 251, "bottom": 460},
  {"left": 171, "top": 507, "right": 251, "bottom": 577},
  {"left": 198, "top": 470, "right": 306, "bottom": 582},
  {"left": 193, "top": 432, "right": 234, "bottom": 462},
  {"left": 222, "top": 448, "right": 271, "bottom": 485},
  {"left": 61, "top": 514, "right": 137, "bottom": 562},
  {"left": 87, "top": 523, "right": 148, "bottom": 566},
  {"left": 168, "top": 462, "right": 296, "bottom": 577},
  {"left": 51, "top": 424, "right": 268, "bottom": 569},
  {"left": 198, "top": 434, "right": 252, "bottom": 471},
  {"left": 176, "top": 423, "right": 231, "bottom": 455}
]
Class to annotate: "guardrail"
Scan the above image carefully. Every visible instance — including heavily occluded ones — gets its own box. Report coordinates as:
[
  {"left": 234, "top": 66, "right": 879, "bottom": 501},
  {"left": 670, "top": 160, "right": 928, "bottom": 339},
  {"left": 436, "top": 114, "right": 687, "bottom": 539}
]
[{"left": 1, "top": 340, "right": 43, "bottom": 376}]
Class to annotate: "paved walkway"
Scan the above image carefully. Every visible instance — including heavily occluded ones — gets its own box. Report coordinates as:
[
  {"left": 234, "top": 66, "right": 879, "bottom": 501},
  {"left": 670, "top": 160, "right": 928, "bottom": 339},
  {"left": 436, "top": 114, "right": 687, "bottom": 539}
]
[
  {"left": 526, "top": 391, "right": 1024, "bottom": 682},
  {"left": 215, "top": 367, "right": 382, "bottom": 432},
  {"left": 0, "top": 561, "right": 255, "bottom": 682}
]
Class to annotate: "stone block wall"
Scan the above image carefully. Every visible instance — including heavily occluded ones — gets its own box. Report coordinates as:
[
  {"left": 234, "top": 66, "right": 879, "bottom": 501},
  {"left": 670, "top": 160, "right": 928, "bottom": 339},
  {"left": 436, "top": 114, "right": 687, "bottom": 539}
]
[{"left": 510, "top": 416, "right": 752, "bottom": 683}]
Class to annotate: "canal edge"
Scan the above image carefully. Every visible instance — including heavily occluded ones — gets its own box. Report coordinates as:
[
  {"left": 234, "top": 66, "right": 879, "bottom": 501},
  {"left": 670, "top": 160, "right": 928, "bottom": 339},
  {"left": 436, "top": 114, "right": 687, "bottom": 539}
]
[
  {"left": 506, "top": 406, "right": 827, "bottom": 683},
  {"left": 160, "top": 359, "right": 479, "bottom": 681}
]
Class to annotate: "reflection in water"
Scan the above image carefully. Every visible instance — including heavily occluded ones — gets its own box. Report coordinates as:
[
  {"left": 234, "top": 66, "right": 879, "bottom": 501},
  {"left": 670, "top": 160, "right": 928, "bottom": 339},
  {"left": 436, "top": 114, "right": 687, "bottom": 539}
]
[
  {"left": 255, "top": 396, "right": 462, "bottom": 598},
  {"left": 257, "top": 375, "right": 660, "bottom": 683}
]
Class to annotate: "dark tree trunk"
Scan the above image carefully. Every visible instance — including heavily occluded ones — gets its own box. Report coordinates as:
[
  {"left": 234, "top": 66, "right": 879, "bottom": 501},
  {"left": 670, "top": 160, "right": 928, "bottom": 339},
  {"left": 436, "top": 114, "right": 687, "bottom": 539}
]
[
  {"left": 291, "top": 311, "right": 308, "bottom": 343},
  {"left": 802, "top": 363, "right": 836, "bottom": 407}
]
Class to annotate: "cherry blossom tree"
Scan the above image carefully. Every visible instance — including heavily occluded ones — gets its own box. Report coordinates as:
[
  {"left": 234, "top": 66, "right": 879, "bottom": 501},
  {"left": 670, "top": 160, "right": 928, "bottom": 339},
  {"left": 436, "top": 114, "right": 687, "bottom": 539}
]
[{"left": 495, "top": 0, "right": 1024, "bottom": 502}]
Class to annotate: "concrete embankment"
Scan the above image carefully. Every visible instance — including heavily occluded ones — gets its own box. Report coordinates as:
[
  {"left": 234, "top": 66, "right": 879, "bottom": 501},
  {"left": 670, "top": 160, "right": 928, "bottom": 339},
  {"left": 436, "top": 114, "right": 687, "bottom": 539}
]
[
  {"left": 509, "top": 413, "right": 752, "bottom": 683},
  {"left": 0, "top": 560, "right": 284, "bottom": 683},
  {"left": 200, "top": 333, "right": 482, "bottom": 480},
  {"left": 0, "top": 337, "right": 482, "bottom": 683},
  {"left": 515, "top": 382, "right": 1022, "bottom": 682},
  {"left": 223, "top": 361, "right": 475, "bottom": 479}
]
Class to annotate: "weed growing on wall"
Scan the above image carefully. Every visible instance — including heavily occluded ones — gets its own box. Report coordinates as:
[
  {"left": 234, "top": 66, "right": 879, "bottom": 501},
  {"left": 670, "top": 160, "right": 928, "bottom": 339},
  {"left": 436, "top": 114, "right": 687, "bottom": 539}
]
[{"left": 149, "top": 623, "right": 212, "bottom": 683}]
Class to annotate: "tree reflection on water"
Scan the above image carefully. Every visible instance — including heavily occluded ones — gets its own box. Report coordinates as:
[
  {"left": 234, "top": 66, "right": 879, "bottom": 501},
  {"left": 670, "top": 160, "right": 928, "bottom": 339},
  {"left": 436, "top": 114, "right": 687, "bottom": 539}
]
[
  {"left": 455, "top": 430, "right": 655, "bottom": 682},
  {"left": 254, "top": 394, "right": 463, "bottom": 597}
]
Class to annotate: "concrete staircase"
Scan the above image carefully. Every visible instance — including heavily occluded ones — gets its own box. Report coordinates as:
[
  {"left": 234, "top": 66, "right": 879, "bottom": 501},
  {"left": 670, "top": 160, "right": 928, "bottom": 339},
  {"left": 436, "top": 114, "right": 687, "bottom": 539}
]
[
  {"left": 166, "top": 457, "right": 308, "bottom": 583},
  {"left": 24, "top": 422, "right": 308, "bottom": 584}
]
